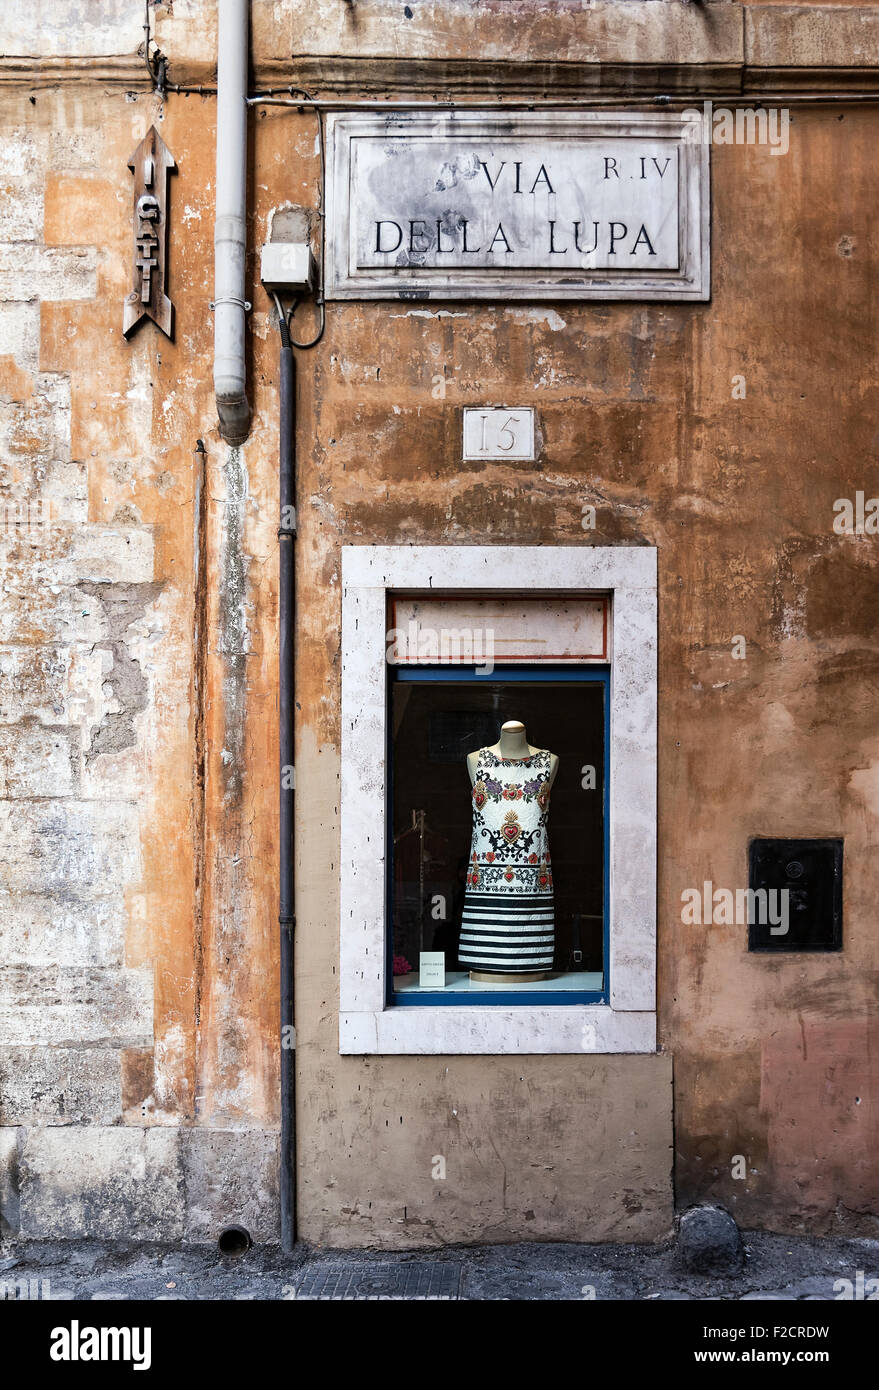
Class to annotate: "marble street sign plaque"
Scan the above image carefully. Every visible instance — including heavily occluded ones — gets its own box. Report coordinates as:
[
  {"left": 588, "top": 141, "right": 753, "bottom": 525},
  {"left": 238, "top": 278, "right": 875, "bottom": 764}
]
[{"left": 326, "top": 111, "right": 709, "bottom": 301}]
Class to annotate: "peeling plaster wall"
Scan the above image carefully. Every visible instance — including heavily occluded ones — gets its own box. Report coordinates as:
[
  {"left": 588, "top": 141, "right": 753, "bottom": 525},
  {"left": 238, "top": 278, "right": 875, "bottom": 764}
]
[
  {"left": 0, "top": 80, "right": 279, "bottom": 1243},
  {"left": 263, "top": 97, "right": 879, "bottom": 1244},
  {"left": 0, "top": 2, "right": 877, "bottom": 1248}
]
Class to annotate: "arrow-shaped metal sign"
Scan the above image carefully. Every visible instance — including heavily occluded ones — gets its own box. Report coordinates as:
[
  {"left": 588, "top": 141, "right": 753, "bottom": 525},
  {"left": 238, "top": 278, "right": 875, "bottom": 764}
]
[{"left": 123, "top": 126, "right": 176, "bottom": 339}]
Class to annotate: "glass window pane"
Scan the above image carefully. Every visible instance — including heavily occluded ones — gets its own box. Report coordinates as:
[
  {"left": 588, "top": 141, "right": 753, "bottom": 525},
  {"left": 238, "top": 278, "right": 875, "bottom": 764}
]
[{"left": 389, "top": 672, "right": 606, "bottom": 1000}]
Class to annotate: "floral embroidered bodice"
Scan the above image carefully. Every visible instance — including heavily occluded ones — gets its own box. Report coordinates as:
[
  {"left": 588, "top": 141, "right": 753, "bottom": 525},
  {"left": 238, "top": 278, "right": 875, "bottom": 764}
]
[{"left": 466, "top": 747, "right": 553, "bottom": 895}]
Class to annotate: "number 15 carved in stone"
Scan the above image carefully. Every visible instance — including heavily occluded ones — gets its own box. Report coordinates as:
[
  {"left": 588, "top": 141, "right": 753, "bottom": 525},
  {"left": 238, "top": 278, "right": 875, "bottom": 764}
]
[
  {"left": 124, "top": 126, "right": 176, "bottom": 339},
  {"left": 463, "top": 408, "right": 536, "bottom": 460}
]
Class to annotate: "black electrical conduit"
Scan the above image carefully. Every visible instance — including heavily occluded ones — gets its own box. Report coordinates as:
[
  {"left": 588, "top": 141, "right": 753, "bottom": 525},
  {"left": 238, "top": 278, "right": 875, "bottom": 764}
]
[
  {"left": 273, "top": 282, "right": 324, "bottom": 1253},
  {"left": 273, "top": 87, "right": 325, "bottom": 1251},
  {"left": 275, "top": 297, "right": 296, "bottom": 1254}
]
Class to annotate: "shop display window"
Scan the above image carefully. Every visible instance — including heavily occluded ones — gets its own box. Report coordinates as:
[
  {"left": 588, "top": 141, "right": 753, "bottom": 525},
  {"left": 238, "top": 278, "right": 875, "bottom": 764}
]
[
  {"left": 389, "top": 665, "right": 608, "bottom": 1005},
  {"left": 339, "top": 544, "right": 657, "bottom": 1056}
]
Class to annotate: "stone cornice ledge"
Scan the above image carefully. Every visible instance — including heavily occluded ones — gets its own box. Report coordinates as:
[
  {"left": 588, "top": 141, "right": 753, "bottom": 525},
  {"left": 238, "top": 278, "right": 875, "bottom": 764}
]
[
  {"left": 1, "top": 6, "right": 879, "bottom": 99},
  {"left": 745, "top": 4, "right": 879, "bottom": 94}
]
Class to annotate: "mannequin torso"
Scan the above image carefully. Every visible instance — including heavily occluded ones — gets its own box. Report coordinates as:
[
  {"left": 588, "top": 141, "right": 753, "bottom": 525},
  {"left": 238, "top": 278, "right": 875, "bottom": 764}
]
[
  {"left": 464, "top": 722, "right": 559, "bottom": 984},
  {"left": 467, "top": 720, "right": 559, "bottom": 791}
]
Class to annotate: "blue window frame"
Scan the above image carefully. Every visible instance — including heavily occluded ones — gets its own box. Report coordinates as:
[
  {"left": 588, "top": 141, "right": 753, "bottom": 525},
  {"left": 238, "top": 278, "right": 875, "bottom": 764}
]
[{"left": 387, "top": 663, "right": 610, "bottom": 1006}]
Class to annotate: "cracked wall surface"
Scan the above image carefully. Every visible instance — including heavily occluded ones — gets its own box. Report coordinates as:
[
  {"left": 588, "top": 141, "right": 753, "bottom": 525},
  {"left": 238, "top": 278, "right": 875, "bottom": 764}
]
[{"left": 0, "top": 68, "right": 279, "bottom": 1242}]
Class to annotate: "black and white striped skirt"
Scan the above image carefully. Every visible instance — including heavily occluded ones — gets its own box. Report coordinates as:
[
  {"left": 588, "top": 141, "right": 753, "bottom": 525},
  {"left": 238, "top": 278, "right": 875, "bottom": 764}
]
[{"left": 458, "top": 894, "right": 555, "bottom": 973}]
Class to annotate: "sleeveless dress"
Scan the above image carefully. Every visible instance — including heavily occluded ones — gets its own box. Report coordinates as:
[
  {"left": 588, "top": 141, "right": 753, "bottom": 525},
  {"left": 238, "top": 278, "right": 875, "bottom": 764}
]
[{"left": 458, "top": 747, "right": 555, "bottom": 974}]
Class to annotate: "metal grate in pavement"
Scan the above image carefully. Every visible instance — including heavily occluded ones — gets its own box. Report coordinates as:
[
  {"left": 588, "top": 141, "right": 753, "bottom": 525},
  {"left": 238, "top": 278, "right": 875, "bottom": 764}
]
[{"left": 293, "top": 1261, "right": 462, "bottom": 1300}]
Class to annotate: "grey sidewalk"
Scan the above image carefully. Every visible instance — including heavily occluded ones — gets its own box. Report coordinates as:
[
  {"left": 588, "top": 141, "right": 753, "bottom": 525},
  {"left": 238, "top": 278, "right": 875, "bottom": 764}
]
[{"left": 2, "top": 1231, "right": 877, "bottom": 1301}]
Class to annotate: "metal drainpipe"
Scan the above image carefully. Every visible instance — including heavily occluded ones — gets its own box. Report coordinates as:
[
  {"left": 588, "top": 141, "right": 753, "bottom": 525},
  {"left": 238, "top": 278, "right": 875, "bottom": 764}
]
[
  {"left": 214, "top": 0, "right": 251, "bottom": 443},
  {"left": 277, "top": 306, "right": 297, "bottom": 1252},
  {"left": 215, "top": 0, "right": 294, "bottom": 1246}
]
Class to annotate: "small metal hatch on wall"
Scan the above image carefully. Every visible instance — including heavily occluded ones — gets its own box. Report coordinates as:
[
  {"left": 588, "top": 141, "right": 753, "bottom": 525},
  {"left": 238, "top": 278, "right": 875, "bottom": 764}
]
[{"left": 748, "top": 838, "right": 843, "bottom": 952}]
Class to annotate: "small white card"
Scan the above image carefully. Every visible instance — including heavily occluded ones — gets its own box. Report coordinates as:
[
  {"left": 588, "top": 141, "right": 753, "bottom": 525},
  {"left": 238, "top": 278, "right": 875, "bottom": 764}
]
[{"left": 419, "top": 952, "right": 446, "bottom": 987}]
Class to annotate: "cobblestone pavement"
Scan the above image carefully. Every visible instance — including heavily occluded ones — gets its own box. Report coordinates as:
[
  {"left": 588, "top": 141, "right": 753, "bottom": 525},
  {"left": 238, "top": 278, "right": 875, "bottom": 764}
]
[{"left": 1, "top": 1231, "right": 877, "bottom": 1301}]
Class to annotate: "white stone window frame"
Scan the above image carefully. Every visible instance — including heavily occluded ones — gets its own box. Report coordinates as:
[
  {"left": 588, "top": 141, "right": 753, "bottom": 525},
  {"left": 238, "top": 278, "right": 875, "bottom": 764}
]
[{"left": 339, "top": 545, "right": 657, "bottom": 1055}]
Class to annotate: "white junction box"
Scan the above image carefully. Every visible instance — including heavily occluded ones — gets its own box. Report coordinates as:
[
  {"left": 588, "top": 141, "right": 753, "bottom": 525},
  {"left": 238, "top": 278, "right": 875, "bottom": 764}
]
[{"left": 260, "top": 242, "right": 316, "bottom": 294}]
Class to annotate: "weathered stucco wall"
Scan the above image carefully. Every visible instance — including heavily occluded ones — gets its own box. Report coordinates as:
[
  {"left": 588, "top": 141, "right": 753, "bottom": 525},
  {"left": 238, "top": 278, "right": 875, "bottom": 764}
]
[
  {"left": 1, "top": 1, "right": 877, "bottom": 1247},
  {"left": 278, "top": 97, "right": 877, "bottom": 1242},
  {"left": 0, "top": 83, "right": 279, "bottom": 1242}
]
